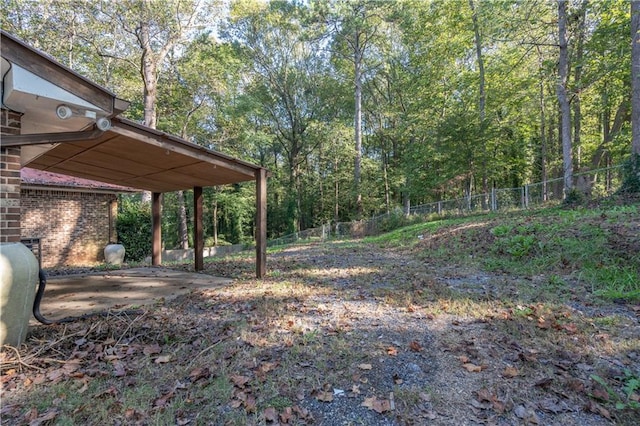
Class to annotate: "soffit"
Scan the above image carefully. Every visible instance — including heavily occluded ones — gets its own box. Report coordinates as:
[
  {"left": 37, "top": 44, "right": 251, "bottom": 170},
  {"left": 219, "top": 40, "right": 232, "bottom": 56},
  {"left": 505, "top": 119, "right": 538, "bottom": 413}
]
[{"left": 24, "top": 118, "right": 263, "bottom": 193}]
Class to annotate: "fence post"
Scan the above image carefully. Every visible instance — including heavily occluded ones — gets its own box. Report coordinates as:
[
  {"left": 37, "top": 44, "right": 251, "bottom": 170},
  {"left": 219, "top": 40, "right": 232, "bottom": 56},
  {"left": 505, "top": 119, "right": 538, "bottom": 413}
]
[
  {"left": 491, "top": 188, "right": 497, "bottom": 211},
  {"left": 524, "top": 185, "right": 529, "bottom": 209},
  {"left": 437, "top": 201, "right": 442, "bottom": 215}
]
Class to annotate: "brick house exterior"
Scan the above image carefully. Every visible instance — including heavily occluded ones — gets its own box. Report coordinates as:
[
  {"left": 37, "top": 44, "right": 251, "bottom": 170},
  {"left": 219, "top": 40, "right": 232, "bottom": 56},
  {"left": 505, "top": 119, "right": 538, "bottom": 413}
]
[
  {"left": 1, "top": 108, "right": 23, "bottom": 243},
  {"left": 20, "top": 169, "right": 125, "bottom": 268}
]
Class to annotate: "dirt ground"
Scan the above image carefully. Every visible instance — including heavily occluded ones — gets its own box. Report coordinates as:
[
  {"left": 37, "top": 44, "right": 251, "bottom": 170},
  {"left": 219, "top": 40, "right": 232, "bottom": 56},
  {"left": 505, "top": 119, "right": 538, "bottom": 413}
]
[{"left": 2, "top": 229, "right": 640, "bottom": 425}]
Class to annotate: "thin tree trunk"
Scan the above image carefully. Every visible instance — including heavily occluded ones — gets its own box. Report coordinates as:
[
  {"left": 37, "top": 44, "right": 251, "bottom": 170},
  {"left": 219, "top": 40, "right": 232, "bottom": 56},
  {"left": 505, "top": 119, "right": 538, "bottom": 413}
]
[
  {"left": 354, "top": 30, "right": 363, "bottom": 218},
  {"left": 573, "top": 1, "right": 587, "bottom": 168},
  {"left": 177, "top": 190, "right": 188, "bottom": 249},
  {"left": 469, "top": 0, "right": 488, "bottom": 205},
  {"left": 334, "top": 157, "right": 340, "bottom": 223},
  {"left": 632, "top": 1, "right": 640, "bottom": 156},
  {"left": 538, "top": 49, "right": 548, "bottom": 201},
  {"left": 383, "top": 154, "right": 390, "bottom": 214},
  {"left": 557, "top": 0, "right": 573, "bottom": 196},
  {"left": 212, "top": 196, "right": 218, "bottom": 246}
]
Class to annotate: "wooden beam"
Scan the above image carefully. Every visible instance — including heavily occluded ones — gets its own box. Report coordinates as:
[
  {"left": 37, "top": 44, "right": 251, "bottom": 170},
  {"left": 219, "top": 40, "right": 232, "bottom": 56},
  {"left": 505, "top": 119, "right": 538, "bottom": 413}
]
[
  {"left": 110, "top": 123, "right": 258, "bottom": 178},
  {"left": 1, "top": 129, "right": 105, "bottom": 147},
  {"left": 1, "top": 31, "right": 117, "bottom": 113},
  {"left": 152, "top": 192, "right": 162, "bottom": 266},
  {"left": 255, "top": 168, "right": 267, "bottom": 278},
  {"left": 194, "top": 186, "right": 204, "bottom": 271}
]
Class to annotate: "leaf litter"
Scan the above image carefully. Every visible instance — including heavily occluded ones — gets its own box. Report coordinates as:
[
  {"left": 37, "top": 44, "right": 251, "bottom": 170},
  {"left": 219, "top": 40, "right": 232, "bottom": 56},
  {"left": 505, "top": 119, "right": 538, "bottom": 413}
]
[{"left": 2, "top": 221, "right": 639, "bottom": 425}]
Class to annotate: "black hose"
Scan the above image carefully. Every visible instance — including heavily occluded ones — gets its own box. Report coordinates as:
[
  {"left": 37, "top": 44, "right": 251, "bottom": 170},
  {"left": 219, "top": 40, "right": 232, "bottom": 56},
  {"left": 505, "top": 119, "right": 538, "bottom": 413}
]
[
  {"left": 33, "top": 269, "right": 143, "bottom": 325},
  {"left": 33, "top": 269, "right": 53, "bottom": 325}
]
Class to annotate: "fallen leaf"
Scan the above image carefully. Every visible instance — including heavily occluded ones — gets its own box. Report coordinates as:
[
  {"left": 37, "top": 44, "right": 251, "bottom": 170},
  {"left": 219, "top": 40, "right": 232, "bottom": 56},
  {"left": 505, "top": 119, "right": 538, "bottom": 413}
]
[
  {"left": 463, "top": 363, "right": 483, "bottom": 372},
  {"left": 386, "top": 347, "right": 398, "bottom": 356},
  {"left": 315, "top": 390, "right": 333, "bottom": 402},
  {"left": 502, "top": 366, "right": 518, "bottom": 378},
  {"left": 264, "top": 407, "right": 278, "bottom": 422},
  {"left": 586, "top": 400, "right": 611, "bottom": 419},
  {"left": 458, "top": 355, "right": 470, "bottom": 363},
  {"left": 562, "top": 323, "right": 578, "bottom": 334},
  {"left": 230, "top": 375, "right": 251, "bottom": 388},
  {"left": 245, "top": 395, "right": 256, "bottom": 413},
  {"left": 143, "top": 344, "right": 162, "bottom": 356},
  {"left": 153, "top": 391, "right": 175, "bottom": 409},
  {"left": 476, "top": 388, "right": 494, "bottom": 403},
  {"left": 591, "top": 384, "right": 610, "bottom": 401},
  {"left": 189, "top": 367, "right": 210, "bottom": 382},
  {"left": 155, "top": 355, "right": 172, "bottom": 364},
  {"left": 409, "top": 341, "right": 423, "bottom": 352},
  {"left": 358, "top": 363, "right": 372, "bottom": 370},
  {"left": 280, "top": 407, "right": 293, "bottom": 423},
  {"left": 362, "top": 396, "right": 392, "bottom": 413}
]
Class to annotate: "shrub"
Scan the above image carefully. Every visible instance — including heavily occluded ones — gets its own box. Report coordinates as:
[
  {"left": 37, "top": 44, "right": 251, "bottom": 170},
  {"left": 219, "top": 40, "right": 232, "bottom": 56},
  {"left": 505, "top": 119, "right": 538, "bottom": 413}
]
[
  {"left": 116, "top": 198, "right": 152, "bottom": 262},
  {"left": 620, "top": 154, "right": 640, "bottom": 194}
]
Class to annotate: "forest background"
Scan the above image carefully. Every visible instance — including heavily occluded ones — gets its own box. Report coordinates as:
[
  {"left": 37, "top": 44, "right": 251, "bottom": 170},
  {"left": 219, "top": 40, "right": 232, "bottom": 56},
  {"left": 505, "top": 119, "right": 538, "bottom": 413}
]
[{"left": 2, "top": 0, "right": 639, "bottom": 256}]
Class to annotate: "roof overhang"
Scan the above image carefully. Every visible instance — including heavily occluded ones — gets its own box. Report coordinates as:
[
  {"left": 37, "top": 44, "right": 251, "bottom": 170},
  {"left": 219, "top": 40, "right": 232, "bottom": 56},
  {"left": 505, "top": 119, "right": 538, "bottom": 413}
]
[
  {"left": 1, "top": 30, "right": 128, "bottom": 135},
  {"left": 10, "top": 117, "right": 264, "bottom": 193}
]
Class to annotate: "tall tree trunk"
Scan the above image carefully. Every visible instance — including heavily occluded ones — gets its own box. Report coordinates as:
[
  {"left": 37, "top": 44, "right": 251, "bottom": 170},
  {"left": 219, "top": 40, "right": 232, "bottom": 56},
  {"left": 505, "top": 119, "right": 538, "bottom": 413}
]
[
  {"left": 383, "top": 154, "right": 390, "bottom": 214},
  {"left": 632, "top": 1, "right": 640, "bottom": 156},
  {"left": 469, "top": 0, "right": 488, "bottom": 205},
  {"left": 557, "top": 0, "right": 573, "bottom": 196},
  {"left": 139, "top": 19, "right": 157, "bottom": 204},
  {"left": 212, "top": 196, "right": 218, "bottom": 246},
  {"left": 177, "top": 190, "right": 189, "bottom": 249},
  {"left": 573, "top": 1, "right": 587, "bottom": 168},
  {"left": 538, "top": 48, "right": 548, "bottom": 201},
  {"left": 334, "top": 157, "right": 340, "bottom": 223},
  {"left": 354, "top": 30, "right": 363, "bottom": 218}
]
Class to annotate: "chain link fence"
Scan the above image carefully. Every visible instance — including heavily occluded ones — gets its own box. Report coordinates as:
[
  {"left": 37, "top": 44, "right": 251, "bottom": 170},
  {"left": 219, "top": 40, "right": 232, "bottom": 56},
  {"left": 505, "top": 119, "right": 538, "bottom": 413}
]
[{"left": 267, "top": 165, "right": 625, "bottom": 246}]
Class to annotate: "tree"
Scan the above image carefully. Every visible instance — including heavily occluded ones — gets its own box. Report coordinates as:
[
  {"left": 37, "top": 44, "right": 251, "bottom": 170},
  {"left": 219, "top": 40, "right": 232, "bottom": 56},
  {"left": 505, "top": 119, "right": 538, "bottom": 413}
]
[
  {"left": 557, "top": 0, "right": 573, "bottom": 196},
  {"left": 313, "top": 0, "right": 392, "bottom": 218},
  {"left": 632, "top": 1, "right": 640, "bottom": 157}
]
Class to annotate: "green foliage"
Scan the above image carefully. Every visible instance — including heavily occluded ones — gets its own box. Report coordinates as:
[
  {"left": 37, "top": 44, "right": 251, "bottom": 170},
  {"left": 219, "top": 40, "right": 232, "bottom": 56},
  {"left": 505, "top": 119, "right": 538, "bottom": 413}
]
[
  {"left": 620, "top": 154, "right": 640, "bottom": 194},
  {"left": 116, "top": 197, "right": 152, "bottom": 262},
  {"left": 563, "top": 189, "right": 586, "bottom": 207},
  {"left": 591, "top": 371, "right": 640, "bottom": 411},
  {"left": 491, "top": 225, "right": 538, "bottom": 258},
  {"left": 2, "top": 0, "right": 634, "bottom": 241}
]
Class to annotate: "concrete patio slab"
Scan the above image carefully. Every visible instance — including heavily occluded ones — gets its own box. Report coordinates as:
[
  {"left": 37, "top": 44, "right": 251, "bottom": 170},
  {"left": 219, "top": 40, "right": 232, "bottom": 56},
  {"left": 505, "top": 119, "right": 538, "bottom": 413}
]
[{"left": 31, "top": 267, "right": 232, "bottom": 324}]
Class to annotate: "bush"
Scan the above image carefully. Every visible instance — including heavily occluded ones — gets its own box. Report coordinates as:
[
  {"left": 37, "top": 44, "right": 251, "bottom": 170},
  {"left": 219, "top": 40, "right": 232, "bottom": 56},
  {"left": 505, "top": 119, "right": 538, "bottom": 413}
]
[
  {"left": 620, "top": 154, "right": 640, "bottom": 194},
  {"left": 116, "top": 198, "right": 152, "bottom": 262}
]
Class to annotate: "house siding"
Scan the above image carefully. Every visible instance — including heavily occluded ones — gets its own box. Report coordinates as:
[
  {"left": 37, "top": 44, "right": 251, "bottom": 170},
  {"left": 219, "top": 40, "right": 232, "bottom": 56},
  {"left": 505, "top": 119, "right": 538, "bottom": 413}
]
[
  {"left": 1, "top": 107, "right": 22, "bottom": 242},
  {"left": 21, "top": 189, "right": 117, "bottom": 268}
]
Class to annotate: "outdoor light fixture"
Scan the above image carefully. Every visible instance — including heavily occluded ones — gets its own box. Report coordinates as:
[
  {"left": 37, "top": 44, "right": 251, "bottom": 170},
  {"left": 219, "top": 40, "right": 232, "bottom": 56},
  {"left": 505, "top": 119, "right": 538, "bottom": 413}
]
[
  {"left": 55, "top": 104, "right": 111, "bottom": 130},
  {"left": 96, "top": 117, "right": 111, "bottom": 131},
  {"left": 55, "top": 104, "right": 73, "bottom": 120}
]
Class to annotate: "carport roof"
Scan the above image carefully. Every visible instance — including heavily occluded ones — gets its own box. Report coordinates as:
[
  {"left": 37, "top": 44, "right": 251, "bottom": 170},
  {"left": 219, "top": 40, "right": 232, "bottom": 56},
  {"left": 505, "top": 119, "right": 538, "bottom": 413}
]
[{"left": 19, "top": 117, "right": 264, "bottom": 193}]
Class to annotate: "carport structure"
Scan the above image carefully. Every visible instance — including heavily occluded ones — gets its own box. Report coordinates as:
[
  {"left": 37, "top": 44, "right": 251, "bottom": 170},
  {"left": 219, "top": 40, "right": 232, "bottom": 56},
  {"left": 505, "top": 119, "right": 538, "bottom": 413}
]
[{"left": 1, "top": 30, "right": 267, "bottom": 277}]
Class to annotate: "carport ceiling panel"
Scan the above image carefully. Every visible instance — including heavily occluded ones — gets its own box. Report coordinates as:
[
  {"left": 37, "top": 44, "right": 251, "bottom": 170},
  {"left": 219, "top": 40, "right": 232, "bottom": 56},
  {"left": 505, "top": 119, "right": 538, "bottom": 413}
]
[
  {"left": 140, "top": 169, "right": 207, "bottom": 188},
  {"left": 101, "top": 136, "right": 202, "bottom": 170},
  {"left": 44, "top": 160, "right": 137, "bottom": 183},
  {"left": 66, "top": 149, "right": 162, "bottom": 177},
  {"left": 176, "top": 161, "right": 254, "bottom": 184}
]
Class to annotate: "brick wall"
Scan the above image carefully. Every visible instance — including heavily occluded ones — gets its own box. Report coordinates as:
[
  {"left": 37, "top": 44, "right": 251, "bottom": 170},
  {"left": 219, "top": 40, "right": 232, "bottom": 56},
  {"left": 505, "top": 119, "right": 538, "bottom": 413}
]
[
  {"left": 1, "top": 108, "right": 22, "bottom": 242},
  {"left": 21, "top": 189, "right": 117, "bottom": 268}
]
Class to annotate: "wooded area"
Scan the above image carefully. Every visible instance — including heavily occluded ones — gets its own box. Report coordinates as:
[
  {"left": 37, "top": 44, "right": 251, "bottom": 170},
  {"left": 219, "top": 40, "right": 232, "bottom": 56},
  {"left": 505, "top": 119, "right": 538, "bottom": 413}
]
[{"left": 3, "top": 0, "right": 639, "bottom": 247}]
